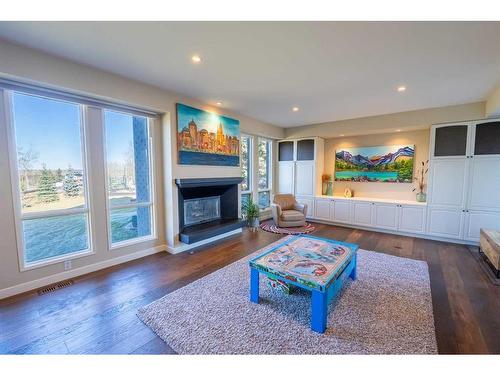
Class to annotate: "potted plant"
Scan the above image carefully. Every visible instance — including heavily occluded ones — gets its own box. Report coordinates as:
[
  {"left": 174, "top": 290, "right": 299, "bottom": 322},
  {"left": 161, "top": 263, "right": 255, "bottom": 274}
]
[
  {"left": 413, "top": 160, "right": 429, "bottom": 202},
  {"left": 242, "top": 197, "right": 260, "bottom": 231}
]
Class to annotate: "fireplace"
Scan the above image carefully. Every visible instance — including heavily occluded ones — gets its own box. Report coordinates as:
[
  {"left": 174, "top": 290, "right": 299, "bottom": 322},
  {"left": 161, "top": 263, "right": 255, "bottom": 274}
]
[
  {"left": 184, "top": 196, "right": 221, "bottom": 226},
  {"left": 175, "top": 177, "right": 245, "bottom": 244}
]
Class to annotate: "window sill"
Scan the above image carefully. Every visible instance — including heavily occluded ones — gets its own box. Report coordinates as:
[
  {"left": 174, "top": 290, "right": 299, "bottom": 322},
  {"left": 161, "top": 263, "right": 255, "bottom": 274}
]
[
  {"left": 20, "top": 248, "right": 95, "bottom": 272},
  {"left": 110, "top": 234, "right": 157, "bottom": 250}
]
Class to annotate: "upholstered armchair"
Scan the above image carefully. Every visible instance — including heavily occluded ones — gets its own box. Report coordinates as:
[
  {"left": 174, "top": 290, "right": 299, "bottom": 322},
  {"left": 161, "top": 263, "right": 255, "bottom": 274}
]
[{"left": 271, "top": 194, "right": 308, "bottom": 228}]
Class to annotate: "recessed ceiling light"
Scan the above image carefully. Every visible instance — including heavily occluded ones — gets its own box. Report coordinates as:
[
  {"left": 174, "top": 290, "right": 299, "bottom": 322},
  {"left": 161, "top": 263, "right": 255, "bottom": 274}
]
[
  {"left": 396, "top": 129, "right": 402, "bottom": 132},
  {"left": 216, "top": 102, "right": 222, "bottom": 106},
  {"left": 292, "top": 107, "right": 299, "bottom": 112},
  {"left": 340, "top": 134, "right": 345, "bottom": 137},
  {"left": 191, "top": 55, "right": 202, "bottom": 63},
  {"left": 397, "top": 85, "right": 406, "bottom": 92}
]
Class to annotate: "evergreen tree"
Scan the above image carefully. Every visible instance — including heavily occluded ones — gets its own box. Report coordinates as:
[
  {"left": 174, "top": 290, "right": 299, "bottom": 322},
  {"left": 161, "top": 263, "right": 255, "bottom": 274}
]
[
  {"left": 37, "top": 165, "right": 59, "bottom": 203},
  {"left": 56, "top": 168, "right": 63, "bottom": 182},
  {"left": 63, "top": 165, "right": 81, "bottom": 197}
]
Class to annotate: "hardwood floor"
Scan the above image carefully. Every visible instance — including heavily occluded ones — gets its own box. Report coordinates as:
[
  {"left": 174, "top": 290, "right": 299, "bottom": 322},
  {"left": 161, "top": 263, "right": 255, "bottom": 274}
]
[{"left": 1, "top": 223, "right": 499, "bottom": 354}]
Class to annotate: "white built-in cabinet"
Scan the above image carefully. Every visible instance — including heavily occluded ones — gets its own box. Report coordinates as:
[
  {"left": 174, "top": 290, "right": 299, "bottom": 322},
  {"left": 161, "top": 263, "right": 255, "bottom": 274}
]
[
  {"left": 427, "top": 119, "right": 500, "bottom": 242},
  {"left": 279, "top": 119, "right": 500, "bottom": 244},
  {"left": 313, "top": 197, "right": 426, "bottom": 235},
  {"left": 277, "top": 138, "right": 324, "bottom": 218}
]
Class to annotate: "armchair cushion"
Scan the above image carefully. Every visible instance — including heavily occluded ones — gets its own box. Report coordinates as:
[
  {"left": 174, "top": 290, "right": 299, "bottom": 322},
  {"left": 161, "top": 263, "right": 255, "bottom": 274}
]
[{"left": 281, "top": 209, "right": 306, "bottom": 222}]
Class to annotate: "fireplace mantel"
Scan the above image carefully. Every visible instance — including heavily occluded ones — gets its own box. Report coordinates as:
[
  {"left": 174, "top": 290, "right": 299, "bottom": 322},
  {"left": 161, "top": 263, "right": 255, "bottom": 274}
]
[{"left": 175, "top": 177, "right": 244, "bottom": 188}]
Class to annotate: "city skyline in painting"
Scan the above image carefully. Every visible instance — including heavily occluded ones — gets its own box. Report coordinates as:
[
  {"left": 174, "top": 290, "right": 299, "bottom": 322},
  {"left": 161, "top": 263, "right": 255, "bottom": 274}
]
[{"left": 177, "top": 103, "right": 240, "bottom": 166}]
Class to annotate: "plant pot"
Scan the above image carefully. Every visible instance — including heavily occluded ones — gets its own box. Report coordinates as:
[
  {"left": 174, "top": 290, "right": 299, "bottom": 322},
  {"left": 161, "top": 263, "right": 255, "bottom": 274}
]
[
  {"left": 248, "top": 218, "right": 260, "bottom": 231},
  {"left": 416, "top": 192, "right": 427, "bottom": 202}
]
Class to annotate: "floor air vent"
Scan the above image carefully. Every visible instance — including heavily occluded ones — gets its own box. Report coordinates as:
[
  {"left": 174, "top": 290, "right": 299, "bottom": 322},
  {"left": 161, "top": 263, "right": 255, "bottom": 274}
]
[{"left": 37, "top": 280, "right": 74, "bottom": 295}]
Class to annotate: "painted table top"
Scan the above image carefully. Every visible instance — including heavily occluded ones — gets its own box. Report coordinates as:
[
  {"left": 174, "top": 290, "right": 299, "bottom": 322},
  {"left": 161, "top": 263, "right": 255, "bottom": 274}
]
[{"left": 249, "top": 235, "right": 358, "bottom": 291}]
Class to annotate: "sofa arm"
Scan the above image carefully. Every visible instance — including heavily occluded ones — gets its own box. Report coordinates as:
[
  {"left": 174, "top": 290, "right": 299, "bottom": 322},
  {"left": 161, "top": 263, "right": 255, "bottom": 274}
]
[
  {"left": 294, "top": 202, "right": 308, "bottom": 217},
  {"left": 271, "top": 203, "right": 282, "bottom": 223}
]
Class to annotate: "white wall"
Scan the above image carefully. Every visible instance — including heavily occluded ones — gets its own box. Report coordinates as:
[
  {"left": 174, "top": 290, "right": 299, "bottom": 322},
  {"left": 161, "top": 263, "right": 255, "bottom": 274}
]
[{"left": 0, "top": 40, "right": 284, "bottom": 296}]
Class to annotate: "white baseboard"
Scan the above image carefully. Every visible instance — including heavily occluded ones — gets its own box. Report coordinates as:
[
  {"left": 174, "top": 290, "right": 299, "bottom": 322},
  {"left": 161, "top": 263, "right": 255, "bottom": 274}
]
[
  {"left": 167, "top": 228, "right": 242, "bottom": 254},
  {"left": 0, "top": 244, "right": 167, "bottom": 300},
  {"left": 308, "top": 218, "right": 477, "bottom": 246}
]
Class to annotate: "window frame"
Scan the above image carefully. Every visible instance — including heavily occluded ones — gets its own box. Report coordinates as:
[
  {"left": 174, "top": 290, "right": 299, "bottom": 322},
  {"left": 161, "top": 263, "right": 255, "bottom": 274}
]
[
  {"left": 4, "top": 90, "right": 94, "bottom": 271},
  {"left": 102, "top": 109, "right": 157, "bottom": 250},
  {"left": 257, "top": 137, "right": 273, "bottom": 210},
  {"left": 240, "top": 134, "right": 253, "bottom": 198}
]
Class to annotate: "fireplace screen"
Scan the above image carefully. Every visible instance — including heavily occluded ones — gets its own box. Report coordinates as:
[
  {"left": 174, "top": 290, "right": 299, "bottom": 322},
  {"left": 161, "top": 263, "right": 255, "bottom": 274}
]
[{"left": 184, "top": 196, "right": 221, "bottom": 226}]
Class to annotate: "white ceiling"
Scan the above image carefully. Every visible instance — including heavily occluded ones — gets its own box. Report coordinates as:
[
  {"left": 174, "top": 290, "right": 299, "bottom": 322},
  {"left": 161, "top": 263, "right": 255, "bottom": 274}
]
[{"left": 0, "top": 22, "right": 498, "bottom": 127}]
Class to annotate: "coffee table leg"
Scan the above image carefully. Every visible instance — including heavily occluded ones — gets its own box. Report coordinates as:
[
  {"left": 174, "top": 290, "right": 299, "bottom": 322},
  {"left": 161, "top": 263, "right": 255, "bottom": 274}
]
[
  {"left": 250, "top": 268, "right": 260, "bottom": 303},
  {"left": 311, "top": 290, "right": 327, "bottom": 333},
  {"left": 350, "top": 254, "right": 357, "bottom": 280}
]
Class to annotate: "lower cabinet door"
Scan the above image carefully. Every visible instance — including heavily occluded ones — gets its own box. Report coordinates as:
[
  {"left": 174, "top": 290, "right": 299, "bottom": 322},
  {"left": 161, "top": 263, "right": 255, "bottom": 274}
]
[
  {"left": 295, "top": 196, "right": 314, "bottom": 218},
  {"left": 331, "top": 200, "right": 351, "bottom": 223},
  {"left": 314, "top": 198, "right": 331, "bottom": 220},
  {"left": 373, "top": 203, "right": 399, "bottom": 230},
  {"left": 398, "top": 205, "right": 426, "bottom": 234},
  {"left": 427, "top": 207, "right": 464, "bottom": 239},
  {"left": 352, "top": 201, "right": 373, "bottom": 227},
  {"left": 464, "top": 210, "right": 500, "bottom": 242}
]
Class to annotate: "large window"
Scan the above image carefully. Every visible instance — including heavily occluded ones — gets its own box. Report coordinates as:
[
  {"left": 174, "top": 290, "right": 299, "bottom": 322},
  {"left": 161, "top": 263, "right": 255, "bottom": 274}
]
[
  {"left": 10, "top": 92, "right": 91, "bottom": 267},
  {"left": 257, "top": 138, "right": 272, "bottom": 209},
  {"left": 104, "top": 110, "right": 154, "bottom": 246},
  {"left": 240, "top": 135, "right": 252, "bottom": 207}
]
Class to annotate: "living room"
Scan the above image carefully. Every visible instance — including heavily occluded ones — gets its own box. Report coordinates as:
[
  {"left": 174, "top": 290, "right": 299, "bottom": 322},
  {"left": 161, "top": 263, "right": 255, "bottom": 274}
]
[{"left": 0, "top": 3, "right": 499, "bottom": 372}]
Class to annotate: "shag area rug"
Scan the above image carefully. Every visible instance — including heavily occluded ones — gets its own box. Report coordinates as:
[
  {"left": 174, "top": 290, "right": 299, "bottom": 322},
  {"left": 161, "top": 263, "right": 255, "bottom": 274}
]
[
  {"left": 260, "top": 221, "right": 315, "bottom": 235},
  {"left": 138, "top": 236, "right": 437, "bottom": 354}
]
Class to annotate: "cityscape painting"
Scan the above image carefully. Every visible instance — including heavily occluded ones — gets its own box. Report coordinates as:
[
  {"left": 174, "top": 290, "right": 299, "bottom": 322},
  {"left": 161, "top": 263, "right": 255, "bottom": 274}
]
[
  {"left": 335, "top": 144, "right": 415, "bottom": 182},
  {"left": 177, "top": 103, "right": 240, "bottom": 166}
]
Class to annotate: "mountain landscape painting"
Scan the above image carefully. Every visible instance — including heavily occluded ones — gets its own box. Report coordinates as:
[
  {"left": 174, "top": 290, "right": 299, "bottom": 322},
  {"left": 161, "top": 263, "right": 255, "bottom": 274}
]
[{"left": 335, "top": 145, "right": 415, "bottom": 182}]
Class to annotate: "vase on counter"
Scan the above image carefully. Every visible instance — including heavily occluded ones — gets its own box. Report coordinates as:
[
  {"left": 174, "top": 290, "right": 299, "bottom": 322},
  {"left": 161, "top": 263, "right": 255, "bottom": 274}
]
[
  {"left": 416, "top": 192, "right": 427, "bottom": 202},
  {"left": 326, "top": 181, "right": 333, "bottom": 196}
]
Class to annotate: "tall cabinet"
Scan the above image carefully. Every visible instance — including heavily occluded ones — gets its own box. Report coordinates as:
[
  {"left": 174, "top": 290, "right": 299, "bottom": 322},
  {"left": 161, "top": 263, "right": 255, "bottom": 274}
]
[
  {"left": 427, "top": 119, "right": 500, "bottom": 241},
  {"left": 277, "top": 137, "right": 324, "bottom": 218}
]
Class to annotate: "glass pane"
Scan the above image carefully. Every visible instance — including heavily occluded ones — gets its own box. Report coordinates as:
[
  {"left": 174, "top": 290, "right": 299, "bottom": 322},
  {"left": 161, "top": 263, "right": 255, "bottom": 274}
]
[
  {"left": 474, "top": 121, "right": 500, "bottom": 155},
  {"left": 258, "top": 139, "right": 270, "bottom": 190},
  {"left": 258, "top": 191, "right": 270, "bottom": 209},
  {"left": 241, "top": 193, "right": 250, "bottom": 209},
  {"left": 110, "top": 206, "right": 152, "bottom": 244},
  {"left": 12, "top": 93, "right": 86, "bottom": 214},
  {"left": 434, "top": 125, "right": 468, "bottom": 157},
  {"left": 278, "top": 141, "right": 294, "bottom": 161},
  {"left": 23, "top": 214, "right": 89, "bottom": 264},
  {"left": 241, "top": 136, "right": 251, "bottom": 191},
  {"left": 105, "top": 111, "right": 151, "bottom": 207},
  {"left": 297, "top": 139, "right": 315, "bottom": 160}
]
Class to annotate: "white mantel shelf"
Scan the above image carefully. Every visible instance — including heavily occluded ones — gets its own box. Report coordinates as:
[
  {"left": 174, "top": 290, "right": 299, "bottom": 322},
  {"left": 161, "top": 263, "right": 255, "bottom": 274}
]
[{"left": 316, "top": 195, "right": 427, "bottom": 206}]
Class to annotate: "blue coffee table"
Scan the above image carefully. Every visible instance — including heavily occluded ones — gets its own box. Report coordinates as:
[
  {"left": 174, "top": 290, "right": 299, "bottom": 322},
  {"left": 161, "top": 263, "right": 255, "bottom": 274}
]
[{"left": 249, "top": 235, "right": 358, "bottom": 333}]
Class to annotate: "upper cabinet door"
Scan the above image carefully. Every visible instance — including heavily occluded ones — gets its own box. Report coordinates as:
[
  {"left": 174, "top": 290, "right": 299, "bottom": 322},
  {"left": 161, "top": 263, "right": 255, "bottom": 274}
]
[
  {"left": 278, "top": 141, "right": 294, "bottom": 161},
  {"left": 432, "top": 124, "right": 469, "bottom": 158},
  {"left": 472, "top": 121, "right": 500, "bottom": 156},
  {"left": 296, "top": 139, "right": 315, "bottom": 161}
]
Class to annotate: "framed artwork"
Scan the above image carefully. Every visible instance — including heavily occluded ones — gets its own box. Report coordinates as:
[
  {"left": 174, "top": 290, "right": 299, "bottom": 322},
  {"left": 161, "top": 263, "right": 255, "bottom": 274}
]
[
  {"left": 177, "top": 103, "right": 240, "bottom": 166},
  {"left": 335, "top": 145, "right": 414, "bottom": 182}
]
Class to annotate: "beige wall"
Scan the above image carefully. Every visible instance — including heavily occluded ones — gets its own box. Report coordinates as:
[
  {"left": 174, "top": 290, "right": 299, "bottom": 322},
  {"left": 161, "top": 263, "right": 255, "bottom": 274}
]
[
  {"left": 285, "top": 102, "right": 485, "bottom": 139},
  {"left": 0, "top": 40, "right": 284, "bottom": 295},
  {"left": 324, "top": 130, "right": 429, "bottom": 200}
]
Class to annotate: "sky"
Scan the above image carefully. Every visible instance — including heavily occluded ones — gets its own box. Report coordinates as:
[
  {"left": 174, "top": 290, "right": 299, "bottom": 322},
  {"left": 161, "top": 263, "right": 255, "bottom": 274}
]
[
  {"left": 12, "top": 92, "right": 143, "bottom": 170},
  {"left": 177, "top": 103, "right": 239, "bottom": 136}
]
